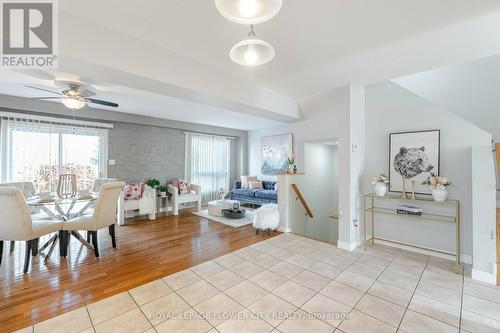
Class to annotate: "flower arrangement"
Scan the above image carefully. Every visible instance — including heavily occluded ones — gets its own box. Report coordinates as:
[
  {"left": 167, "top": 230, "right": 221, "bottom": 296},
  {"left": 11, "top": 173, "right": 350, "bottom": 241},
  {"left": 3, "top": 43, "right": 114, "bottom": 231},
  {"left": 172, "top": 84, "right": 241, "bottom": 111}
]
[
  {"left": 422, "top": 173, "right": 451, "bottom": 190},
  {"left": 218, "top": 186, "right": 229, "bottom": 200},
  {"left": 371, "top": 173, "right": 390, "bottom": 185},
  {"left": 287, "top": 154, "right": 295, "bottom": 165}
]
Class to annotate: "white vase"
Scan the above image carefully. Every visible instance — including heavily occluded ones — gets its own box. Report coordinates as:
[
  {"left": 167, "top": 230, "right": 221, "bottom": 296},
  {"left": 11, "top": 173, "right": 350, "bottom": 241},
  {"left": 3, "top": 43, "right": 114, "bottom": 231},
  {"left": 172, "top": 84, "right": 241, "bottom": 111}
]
[
  {"left": 432, "top": 188, "right": 448, "bottom": 202},
  {"left": 374, "top": 183, "right": 387, "bottom": 197}
]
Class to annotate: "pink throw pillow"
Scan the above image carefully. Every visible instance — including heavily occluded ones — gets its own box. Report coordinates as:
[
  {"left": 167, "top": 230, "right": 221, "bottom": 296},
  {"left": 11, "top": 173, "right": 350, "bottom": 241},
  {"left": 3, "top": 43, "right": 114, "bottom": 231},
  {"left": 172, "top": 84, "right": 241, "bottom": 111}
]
[
  {"left": 173, "top": 179, "right": 191, "bottom": 194},
  {"left": 124, "top": 183, "right": 143, "bottom": 201},
  {"left": 241, "top": 175, "right": 257, "bottom": 189},
  {"left": 249, "top": 180, "right": 263, "bottom": 189}
]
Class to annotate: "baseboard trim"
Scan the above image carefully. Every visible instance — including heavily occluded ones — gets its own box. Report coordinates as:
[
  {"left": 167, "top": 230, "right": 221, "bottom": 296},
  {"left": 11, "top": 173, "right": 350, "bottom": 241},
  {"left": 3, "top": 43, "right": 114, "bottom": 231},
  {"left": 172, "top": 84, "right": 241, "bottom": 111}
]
[
  {"left": 367, "top": 237, "right": 472, "bottom": 264},
  {"left": 279, "top": 226, "right": 291, "bottom": 233},
  {"left": 472, "top": 269, "right": 497, "bottom": 285},
  {"left": 337, "top": 240, "right": 357, "bottom": 251}
]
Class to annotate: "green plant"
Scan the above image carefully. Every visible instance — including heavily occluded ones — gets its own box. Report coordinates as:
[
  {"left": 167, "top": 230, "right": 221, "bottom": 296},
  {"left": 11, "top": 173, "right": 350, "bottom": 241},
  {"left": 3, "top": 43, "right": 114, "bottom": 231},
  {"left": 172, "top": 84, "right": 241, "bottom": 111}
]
[
  {"left": 145, "top": 178, "right": 160, "bottom": 189},
  {"left": 158, "top": 184, "right": 168, "bottom": 193}
]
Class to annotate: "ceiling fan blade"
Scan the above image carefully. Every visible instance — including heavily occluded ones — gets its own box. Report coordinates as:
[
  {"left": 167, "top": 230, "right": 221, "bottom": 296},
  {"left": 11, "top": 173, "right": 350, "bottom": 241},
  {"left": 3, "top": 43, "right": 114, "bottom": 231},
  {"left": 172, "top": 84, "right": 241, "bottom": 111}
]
[
  {"left": 25, "top": 85, "right": 62, "bottom": 95},
  {"left": 30, "top": 97, "right": 61, "bottom": 100},
  {"left": 79, "top": 89, "right": 96, "bottom": 97},
  {"left": 87, "top": 98, "right": 118, "bottom": 108}
]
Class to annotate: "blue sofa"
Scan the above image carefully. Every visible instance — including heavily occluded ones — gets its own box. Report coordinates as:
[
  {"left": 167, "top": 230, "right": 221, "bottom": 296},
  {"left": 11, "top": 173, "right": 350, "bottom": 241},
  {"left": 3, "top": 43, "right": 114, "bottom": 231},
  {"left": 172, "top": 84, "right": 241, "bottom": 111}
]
[{"left": 230, "top": 180, "right": 277, "bottom": 205}]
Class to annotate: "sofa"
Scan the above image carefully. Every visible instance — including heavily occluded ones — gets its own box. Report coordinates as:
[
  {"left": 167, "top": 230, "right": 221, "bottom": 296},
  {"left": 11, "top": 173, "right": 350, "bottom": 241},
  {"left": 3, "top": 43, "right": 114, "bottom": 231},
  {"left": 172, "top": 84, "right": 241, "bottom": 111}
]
[{"left": 230, "top": 180, "right": 277, "bottom": 205}]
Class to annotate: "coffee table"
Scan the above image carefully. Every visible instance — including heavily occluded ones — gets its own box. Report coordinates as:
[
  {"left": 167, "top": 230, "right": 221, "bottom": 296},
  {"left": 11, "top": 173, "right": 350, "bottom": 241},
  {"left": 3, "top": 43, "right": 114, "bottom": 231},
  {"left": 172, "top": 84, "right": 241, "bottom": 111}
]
[{"left": 207, "top": 199, "right": 240, "bottom": 217}]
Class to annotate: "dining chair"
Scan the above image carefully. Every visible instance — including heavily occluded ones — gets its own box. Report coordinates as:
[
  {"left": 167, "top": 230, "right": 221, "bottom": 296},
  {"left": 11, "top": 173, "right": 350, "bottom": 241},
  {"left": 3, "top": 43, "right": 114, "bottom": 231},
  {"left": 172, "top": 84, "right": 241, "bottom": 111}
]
[
  {"left": 0, "top": 181, "right": 48, "bottom": 256},
  {"left": 63, "top": 182, "right": 125, "bottom": 257},
  {"left": 0, "top": 188, "right": 63, "bottom": 273}
]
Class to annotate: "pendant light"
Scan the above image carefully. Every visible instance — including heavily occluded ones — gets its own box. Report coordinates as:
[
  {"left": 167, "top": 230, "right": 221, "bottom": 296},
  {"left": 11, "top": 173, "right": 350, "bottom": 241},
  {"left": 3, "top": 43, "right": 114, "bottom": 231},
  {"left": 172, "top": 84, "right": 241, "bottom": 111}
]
[
  {"left": 230, "top": 25, "right": 275, "bottom": 66},
  {"left": 215, "top": 0, "right": 282, "bottom": 24}
]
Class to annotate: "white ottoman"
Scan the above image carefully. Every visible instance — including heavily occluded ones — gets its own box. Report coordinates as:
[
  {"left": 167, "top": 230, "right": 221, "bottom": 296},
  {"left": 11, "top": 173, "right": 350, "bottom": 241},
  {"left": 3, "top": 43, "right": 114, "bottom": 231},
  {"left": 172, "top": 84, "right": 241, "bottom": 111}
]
[
  {"left": 208, "top": 199, "right": 239, "bottom": 217},
  {"left": 253, "top": 203, "right": 280, "bottom": 235}
]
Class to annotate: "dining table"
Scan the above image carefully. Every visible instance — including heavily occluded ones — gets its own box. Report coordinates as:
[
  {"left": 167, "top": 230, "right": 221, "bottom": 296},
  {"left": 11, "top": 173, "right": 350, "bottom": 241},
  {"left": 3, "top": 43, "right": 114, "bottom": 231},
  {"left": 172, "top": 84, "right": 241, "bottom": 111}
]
[{"left": 27, "top": 194, "right": 98, "bottom": 258}]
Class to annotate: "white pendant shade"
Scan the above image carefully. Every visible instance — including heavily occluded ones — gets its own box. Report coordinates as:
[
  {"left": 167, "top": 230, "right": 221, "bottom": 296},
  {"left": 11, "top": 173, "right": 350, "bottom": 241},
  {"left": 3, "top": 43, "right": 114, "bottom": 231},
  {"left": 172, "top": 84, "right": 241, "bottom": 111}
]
[
  {"left": 215, "top": 0, "right": 282, "bottom": 24},
  {"left": 61, "top": 97, "right": 86, "bottom": 110},
  {"left": 230, "top": 38, "right": 275, "bottom": 66}
]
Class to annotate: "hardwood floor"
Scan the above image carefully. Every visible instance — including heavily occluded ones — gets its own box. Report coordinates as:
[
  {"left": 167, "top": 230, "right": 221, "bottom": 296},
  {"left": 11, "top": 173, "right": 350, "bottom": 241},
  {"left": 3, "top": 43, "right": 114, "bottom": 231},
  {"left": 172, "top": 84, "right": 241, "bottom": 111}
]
[{"left": 0, "top": 209, "right": 275, "bottom": 332}]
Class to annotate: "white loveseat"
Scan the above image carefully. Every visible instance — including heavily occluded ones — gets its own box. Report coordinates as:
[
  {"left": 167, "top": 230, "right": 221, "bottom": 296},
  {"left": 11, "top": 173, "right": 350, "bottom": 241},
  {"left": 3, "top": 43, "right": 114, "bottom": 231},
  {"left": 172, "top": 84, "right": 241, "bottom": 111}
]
[{"left": 168, "top": 183, "right": 201, "bottom": 215}]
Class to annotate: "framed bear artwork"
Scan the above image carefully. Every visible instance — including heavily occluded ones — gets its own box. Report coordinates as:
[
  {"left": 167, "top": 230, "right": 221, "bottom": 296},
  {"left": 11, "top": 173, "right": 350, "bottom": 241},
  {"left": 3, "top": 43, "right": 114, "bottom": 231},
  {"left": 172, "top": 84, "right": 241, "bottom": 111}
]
[{"left": 389, "top": 130, "right": 440, "bottom": 195}]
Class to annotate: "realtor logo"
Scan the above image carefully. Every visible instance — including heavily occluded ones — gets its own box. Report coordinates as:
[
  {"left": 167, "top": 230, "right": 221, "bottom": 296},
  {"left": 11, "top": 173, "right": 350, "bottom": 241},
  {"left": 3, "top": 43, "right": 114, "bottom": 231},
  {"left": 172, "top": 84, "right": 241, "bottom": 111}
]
[{"left": 1, "top": 0, "right": 58, "bottom": 68}]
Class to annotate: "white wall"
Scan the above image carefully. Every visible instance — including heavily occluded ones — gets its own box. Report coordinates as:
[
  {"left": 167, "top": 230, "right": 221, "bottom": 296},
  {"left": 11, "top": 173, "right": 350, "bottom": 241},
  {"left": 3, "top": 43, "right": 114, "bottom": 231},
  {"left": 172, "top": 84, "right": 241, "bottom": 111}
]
[
  {"left": 471, "top": 146, "right": 497, "bottom": 282},
  {"left": 246, "top": 125, "right": 289, "bottom": 181},
  {"left": 364, "top": 81, "right": 492, "bottom": 261}
]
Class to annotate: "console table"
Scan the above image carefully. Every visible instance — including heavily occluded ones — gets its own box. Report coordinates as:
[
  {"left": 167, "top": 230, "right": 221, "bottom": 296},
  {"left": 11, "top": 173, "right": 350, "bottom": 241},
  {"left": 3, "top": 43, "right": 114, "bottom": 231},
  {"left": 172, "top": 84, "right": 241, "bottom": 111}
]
[{"left": 364, "top": 193, "right": 461, "bottom": 273}]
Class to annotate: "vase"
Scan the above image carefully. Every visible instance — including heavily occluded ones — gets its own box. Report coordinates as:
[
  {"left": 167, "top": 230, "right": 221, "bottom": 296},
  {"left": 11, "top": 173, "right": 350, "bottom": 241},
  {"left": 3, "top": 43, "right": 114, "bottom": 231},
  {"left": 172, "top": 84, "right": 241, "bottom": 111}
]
[
  {"left": 374, "top": 183, "right": 387, "bottom": 197},
  {"left": 288, "top": 165, "right": 294, "bottom": 173},
  {"left": 432, "top": 188, "right": 448, "bottom": 202}
]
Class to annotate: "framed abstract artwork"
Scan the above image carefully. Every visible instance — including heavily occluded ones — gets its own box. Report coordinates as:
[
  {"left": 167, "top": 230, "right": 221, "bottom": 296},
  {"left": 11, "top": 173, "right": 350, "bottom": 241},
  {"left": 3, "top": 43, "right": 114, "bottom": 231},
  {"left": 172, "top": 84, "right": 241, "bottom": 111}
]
[
  {"left": 389, "top": 130, "right": 440, "bottom": 195},
  {"left": 261, "top": 133, "right": 293, "bottom": 175}
]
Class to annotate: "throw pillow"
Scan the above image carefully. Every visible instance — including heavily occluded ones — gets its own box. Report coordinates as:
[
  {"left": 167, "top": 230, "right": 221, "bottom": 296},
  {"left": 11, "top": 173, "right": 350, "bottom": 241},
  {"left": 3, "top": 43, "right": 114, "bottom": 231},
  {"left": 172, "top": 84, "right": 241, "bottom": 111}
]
[
  {"left": 274, "top": 182, "right": 278, "bottom": 191},
  {"left": 178, "top": 179, "right": 191, "bottom": 194},
  {"left": 240, "top": 175, "right": 257, "bottom": 189},
  {"left": 249, "top": 180, "right": 263, "bottom": 189},
  {"left": 124, "top": 183, "right": 143, "bottom": 201}
]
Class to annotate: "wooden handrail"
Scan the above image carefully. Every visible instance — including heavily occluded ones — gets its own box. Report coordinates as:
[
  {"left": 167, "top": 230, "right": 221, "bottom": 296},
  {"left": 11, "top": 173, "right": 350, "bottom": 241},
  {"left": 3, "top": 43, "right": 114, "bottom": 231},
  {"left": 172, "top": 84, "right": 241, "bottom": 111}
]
[{"left": 291, "top": 184, "right": 313, "bottom": 218}]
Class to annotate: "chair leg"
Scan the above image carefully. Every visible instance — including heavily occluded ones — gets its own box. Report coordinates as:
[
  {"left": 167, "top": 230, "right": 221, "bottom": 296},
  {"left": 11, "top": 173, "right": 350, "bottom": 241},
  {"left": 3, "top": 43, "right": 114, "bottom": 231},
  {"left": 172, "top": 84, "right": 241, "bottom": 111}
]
[
  {"left": 87, "top": 231, "right": 91, "bottom": 243},
  {"left": 59, "top": 231, "right": 67, "bottom": 257},
  {"left": 0, "top": 241, "right": 3, "bottom": 266},
  {"left": 109, "top": 224, "right": 116, "bottom": 248},
  {"left": 32, "top": 238, "right": 39, "bottom": 257},
  {"left": 10, "top": 241, "right": 15, "bottom": 254},
  {"left": 92, "top": 231, "right": 99, "bottom": 257},
  {"left": 23, "top": 241, "right": 32, "bottom": 274}
]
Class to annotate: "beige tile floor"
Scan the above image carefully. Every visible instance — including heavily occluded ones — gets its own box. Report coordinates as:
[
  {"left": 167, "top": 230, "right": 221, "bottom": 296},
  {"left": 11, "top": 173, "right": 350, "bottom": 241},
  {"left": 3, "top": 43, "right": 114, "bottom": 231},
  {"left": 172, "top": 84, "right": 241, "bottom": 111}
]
[{"left": 14, "top": 233, "right": 500, "bottom": 333}]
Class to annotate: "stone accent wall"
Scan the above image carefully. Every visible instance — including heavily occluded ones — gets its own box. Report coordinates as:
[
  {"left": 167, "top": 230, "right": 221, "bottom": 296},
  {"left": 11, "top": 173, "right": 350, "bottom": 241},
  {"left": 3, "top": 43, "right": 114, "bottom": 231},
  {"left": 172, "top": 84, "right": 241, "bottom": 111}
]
[{"left": 108, "top": 122, "right": 185, "bottom": 183}]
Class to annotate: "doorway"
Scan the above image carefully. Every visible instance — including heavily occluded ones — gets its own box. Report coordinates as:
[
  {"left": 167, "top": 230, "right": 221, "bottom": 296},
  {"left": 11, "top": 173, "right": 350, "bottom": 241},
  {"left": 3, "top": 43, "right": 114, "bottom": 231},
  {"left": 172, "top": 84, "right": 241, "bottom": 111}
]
[{"left": 294, "top": 141, "right": 339, "bottom": 244}]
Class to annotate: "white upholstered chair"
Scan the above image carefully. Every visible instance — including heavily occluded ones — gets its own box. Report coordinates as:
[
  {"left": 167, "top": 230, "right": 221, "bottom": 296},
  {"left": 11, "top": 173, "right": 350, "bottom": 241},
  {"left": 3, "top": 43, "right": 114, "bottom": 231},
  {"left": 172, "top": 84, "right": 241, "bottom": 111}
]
[
  {"left": 63, "top": 182, "right": 125, "bottom": 257},
  {"left": 0, "top": 187, "right": 63, "bottom": 273},
  {"left": 168, "top": 183, "right": 201, "bottom": 216},
  {"left": 0, "top": 181, "right": 42, "bottom": 255}
]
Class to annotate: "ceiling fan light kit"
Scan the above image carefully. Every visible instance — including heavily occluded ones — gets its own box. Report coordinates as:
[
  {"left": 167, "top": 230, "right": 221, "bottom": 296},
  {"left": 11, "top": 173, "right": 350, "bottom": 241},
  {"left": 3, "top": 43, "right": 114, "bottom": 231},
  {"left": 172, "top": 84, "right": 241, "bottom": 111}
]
[
  {"left": 25, "top": 84, "right": 118, "bottom": 110},
  {"left": 216, "top": 0, "right": 281, "bottom": 67},
  {"left": 61, "top": 97, "right": 86, "bottom": 110}
]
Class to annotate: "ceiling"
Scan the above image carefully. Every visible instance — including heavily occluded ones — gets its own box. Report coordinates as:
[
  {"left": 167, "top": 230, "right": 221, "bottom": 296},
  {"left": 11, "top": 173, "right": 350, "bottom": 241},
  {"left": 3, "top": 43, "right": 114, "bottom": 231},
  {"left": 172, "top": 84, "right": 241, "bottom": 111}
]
[
  {"left": 1, "top": 1, "right": 500, "bottom": 130},
  {"left": 59, "top": 0, "right": 500, "bottom": 92},
  {"left": 393, "top": 54, "right": 500, "bottom": 139},
  {"left": 0, "top": 70, "right": 285, "bottom": 130}
]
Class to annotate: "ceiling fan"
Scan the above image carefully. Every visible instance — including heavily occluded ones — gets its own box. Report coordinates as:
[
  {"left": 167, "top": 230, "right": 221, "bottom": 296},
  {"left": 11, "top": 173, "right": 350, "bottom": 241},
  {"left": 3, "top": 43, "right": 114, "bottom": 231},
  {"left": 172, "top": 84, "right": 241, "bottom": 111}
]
[{"left": 25, "top": 83, "right": 119, "bottom": 110}]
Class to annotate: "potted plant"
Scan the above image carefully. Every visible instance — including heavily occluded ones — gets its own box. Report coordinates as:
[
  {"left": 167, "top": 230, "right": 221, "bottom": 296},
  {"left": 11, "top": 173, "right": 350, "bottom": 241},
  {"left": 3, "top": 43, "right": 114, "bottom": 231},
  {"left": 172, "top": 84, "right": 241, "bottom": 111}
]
[
  {"left": 422, "top": 173, "right": 452, "bottom": 202},
  {"left": 158, "top": 184, "right": 168, "bottom": 197},
  {"left": 145, "top": 179, "right": 160, "bottom": 189},
  {"left": 372, "top": 173, "right": 390, "bottom": 197},
  {"left": 287, "top": 154, "right": 296, "bottom": 173}
]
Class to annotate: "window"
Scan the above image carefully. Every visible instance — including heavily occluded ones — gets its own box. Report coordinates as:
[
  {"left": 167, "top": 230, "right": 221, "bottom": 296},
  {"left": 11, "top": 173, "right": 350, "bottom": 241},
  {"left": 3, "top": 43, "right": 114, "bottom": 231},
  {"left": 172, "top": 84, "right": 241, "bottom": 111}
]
[
  {"left": 186, "top": 133, "right": 231, "bottom": 203},
  {"left": 1, "top": 115, "right": 109, "bottom": 192}
]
